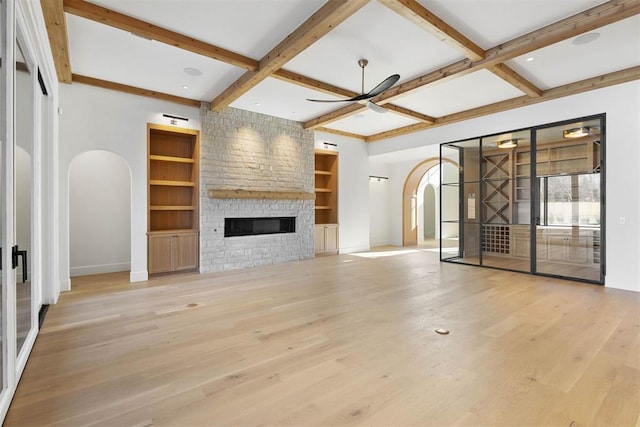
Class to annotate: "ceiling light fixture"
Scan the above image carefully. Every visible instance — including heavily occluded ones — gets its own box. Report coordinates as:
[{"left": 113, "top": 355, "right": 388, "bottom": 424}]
[
  {"left": 572, "top": 32, "right": 600, "bottom": 45},
  {"left": 182, "top": 85, "right": 189, "bottom": 90},
  {"left": 183, "top": 67, "right": 203, "bottom": 76},
  {"left": 526, "top": 57, "right": 535, "bottom": 62},
  {"left": 563, "top": 127, "right": 590, "bottom": 138},
  {"left": 497, "top": 139, "right": 518, "bottom": 149}
]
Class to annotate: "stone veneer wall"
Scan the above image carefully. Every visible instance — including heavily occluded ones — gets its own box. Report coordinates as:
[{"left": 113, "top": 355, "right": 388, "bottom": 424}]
[{"left": 199, "top": 104, "right": 315, "bottom": 273}]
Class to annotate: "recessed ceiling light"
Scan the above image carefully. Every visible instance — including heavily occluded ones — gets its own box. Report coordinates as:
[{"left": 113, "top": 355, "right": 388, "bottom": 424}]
[
  {"left": 526, "top": 57, "right": 535, "bottom": 62},
  {"left": 254, "top": 102, "right": 261, "bottom": 107},
  {"left": 292, "top": 112, "right": 298, "bottom": 115},
  {"left": 354, "top": 113, "right": 365, "bottom": 119},
  {"left": 182, "top": 85, "right": 189, "bottom": 90},
  {"left": 183, "top": 67, "right": 202, "bottom": 76},
  {"left": 572, "top": 32, "right": 600, "bottom": 45}
]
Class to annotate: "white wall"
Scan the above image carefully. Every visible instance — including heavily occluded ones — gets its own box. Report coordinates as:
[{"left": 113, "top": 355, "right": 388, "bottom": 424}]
[
  {"left": 59, "top": 83, "right": 200, "bottom": 287},
  {"left": 368, "top": 81, "right": 640, "bottom": 292},
  {"left": 369, "top": 162, "right": 391, "bottom": 247},
  {"left": 315, "top": 132, "right": 370, "bottom": 253},
  {"left": 69, "top": 150, "right": 131, "bottom": 276}
]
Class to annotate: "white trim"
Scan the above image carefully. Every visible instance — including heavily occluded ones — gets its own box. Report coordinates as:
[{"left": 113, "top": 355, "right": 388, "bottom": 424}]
[
  {"left": 70, "top": 262, "right": 131, "bottom": 277},
  {"left": 130, "top": 270, "right": 149, "bottom": 282}
]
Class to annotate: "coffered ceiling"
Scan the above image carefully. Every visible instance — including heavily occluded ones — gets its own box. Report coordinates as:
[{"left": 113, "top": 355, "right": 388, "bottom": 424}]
[{"left": 41, "top": 0, "right": 640, "bottom": 142}]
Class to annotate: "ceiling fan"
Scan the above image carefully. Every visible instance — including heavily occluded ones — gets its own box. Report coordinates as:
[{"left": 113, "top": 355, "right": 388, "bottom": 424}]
[{"left": 307, "top": 59, "right": 400, "bottom": 113}]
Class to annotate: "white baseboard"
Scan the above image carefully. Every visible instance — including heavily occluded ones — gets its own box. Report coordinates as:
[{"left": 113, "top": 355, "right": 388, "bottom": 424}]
[
  {"left": 70, "top": 262, "right": 130, "bottom": 277},
  {"left": 130, "top": 270, "right": 148, "bottom": 283},
  {"left": 60, "top": 278, "right": 71, "bottom": 292},
  {"left": 338, "top": 245, "right": 370, "bottom": 254}
]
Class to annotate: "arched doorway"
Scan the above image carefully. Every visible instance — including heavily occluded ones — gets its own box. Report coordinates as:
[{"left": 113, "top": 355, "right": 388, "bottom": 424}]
[
  {"left": 402, "top": 157, "right": 458, "bottom": 246},
  {"left": 69, "top": 150, "right": 131, "bottom": 278}
]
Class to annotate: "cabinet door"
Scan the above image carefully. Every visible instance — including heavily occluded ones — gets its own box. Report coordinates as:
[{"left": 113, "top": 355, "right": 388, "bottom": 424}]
[
  {"left": 149, "top": 234, "right": 174, "bottom": 274},
  {"left": 324, "top": 225, "right": 338, "bottom": 253},
  {"left": 314, "top": 225, "right": 326, "bottom": 253},
  {"left": 512, "top": 231, "right": 530, "bottom": 258},
  {"left": 175, "top": 232, "right": 198, "bottom": 271}
]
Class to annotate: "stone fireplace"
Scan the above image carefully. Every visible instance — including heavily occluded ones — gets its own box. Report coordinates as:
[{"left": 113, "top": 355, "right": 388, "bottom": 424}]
[{"left": 199, "top": 105, "right": 315, "bottom": 273}]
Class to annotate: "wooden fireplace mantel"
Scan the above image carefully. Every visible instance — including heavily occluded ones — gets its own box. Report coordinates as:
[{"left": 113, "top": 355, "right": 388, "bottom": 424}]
[{"left": 208, "top": 189, "right": 315, "bottom": 200}]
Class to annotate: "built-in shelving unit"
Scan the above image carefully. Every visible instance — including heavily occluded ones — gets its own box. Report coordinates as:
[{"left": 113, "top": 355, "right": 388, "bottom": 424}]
[
  {"left": 314, "top": 149, "right": 338, "bottom": 254},
  {"left": 147, "top": 123, "right": 199, "bottom": 274}
]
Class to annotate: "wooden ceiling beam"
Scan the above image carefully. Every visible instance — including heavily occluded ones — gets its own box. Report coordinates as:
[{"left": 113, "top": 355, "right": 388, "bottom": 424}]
[
  {"left": 382, "top": 104, "right": 435, "bottom": 123},
  {"left": 41, "top": 0, "right": 72, "bottom": 83},
  {"left": 365, "top": 66, "right": 640, "bottom": 142},
  {"left": 209, "top": 0, "right": 370, "bottom": 112},
  {"left": 72, "top": 74, "right": 202, "bottom": 107},
  {"left": 378, "top": 0, "right": 485, "bottom": 61},
  {"left": 305, "top": 0, "right": 639, "bottom": 129},
  {"left": 489, "top": 64, "right": 542, "bottom": 97},
  {"left": 315, "top": 127, "right": 366, "bottom": 140},
  {"left": 63, "top": 0, "right": 258, "bottom": 70}
]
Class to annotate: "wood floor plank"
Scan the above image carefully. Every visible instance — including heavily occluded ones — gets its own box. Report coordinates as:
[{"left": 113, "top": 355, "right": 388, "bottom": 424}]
[{"left": 5, "top": 246, "right": 640, "bottom": 426}]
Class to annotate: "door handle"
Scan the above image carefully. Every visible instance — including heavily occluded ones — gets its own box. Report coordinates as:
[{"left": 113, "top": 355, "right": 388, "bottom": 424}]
[{"left": 12, "top": 246, "right": 28, "bottom": 283}]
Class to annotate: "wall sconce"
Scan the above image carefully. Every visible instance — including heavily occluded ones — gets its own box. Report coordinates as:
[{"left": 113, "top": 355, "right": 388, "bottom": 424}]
[
  {"left": 369, "top": 175, "right": 389, "bottom": 182},
  {"left": 497, "top": 138, "right": 518, "bottom": 149},
  {"left": 163, "top": 113, "right": 189, "bottom": 126},
  {"left": 563, "top": 126, "right": 590, "bottom": 138},
  {"left": 322, "top": 141, "right": 337, "bottom": 149}
]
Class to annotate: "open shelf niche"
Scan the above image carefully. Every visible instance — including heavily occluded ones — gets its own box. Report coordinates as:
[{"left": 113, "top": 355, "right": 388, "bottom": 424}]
[
  {"left": 314, "top": 149, "right": 338, "bottom": 254},
  {"left": 147, "top": 123, "right": 200, "bottom": 274}
]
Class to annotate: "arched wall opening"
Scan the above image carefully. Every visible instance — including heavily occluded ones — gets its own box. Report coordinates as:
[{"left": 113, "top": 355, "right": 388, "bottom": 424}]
[
  {"left": 402, "top": 157, "right": 458, "bottom": 247},
  {"left": 68, "top": 150, "right": 132, "bottom": 278}
]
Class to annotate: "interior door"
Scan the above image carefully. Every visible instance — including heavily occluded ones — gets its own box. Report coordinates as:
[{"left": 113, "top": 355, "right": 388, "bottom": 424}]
[
  {"left": 14, "top": 35, "right": 34, "bottom": 358},
  {"left": 534, "top": 119, "right": 603, "bottom": 283},
  {"left": 0, "top": 0, "right": 6, "bottom": 398}
]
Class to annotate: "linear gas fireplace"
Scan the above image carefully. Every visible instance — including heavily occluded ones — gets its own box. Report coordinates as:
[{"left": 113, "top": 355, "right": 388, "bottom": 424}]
[{"left": 224, "top": 217, "right": 296, "bottom": 237}]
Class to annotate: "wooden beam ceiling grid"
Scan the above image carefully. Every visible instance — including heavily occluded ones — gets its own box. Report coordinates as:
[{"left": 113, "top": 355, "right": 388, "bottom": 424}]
[
  {"left": 62, "top": 0, "right": 430, "bottom": 124},
  {"left": 53, "top": 0, "right": 639, "bottom": 142},
  {"left": 365, "top": 65, "right": 640, "bottom": 142},
  {"left": 304, "top": 0, "right": 639, "bottom": 130},
  {"left": 209, "top": 0, "right": 371, "bottom": 112},
  {"left": 63, "top": 0, "right": 259, "bottom": 70}
]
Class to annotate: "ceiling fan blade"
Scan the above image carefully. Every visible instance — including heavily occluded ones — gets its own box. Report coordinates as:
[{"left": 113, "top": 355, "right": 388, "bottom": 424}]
[
  {"left": 364, "top": 74, "right": 400, "bottom": 98},
  {"left": 307, "top": 92, "right": 372, "bottom": 103},
  {"left": 366, "top": 101, "right": 387, "bottom": 113},
  {"left": 306, "top": 98, "right": 352, "bottom": 102}
]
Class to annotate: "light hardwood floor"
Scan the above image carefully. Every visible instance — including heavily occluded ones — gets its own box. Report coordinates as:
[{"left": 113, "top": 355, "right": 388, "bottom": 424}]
[{"left": 6, "top": 247, "right": 640, "bottom": 426}]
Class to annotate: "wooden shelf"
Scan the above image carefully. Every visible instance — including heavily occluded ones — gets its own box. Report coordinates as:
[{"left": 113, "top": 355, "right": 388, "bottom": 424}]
[
  {"left": 150, "top": 205, "right": 195, "bottom": 211},
  {"left": 148, "top": 123, "right": 199, "bottom": 274},
  {"left": 315, "top": 149, "right": 338, "bottom": 225},
  {"left": 150, "top": 180, "right": 195, "bottom": 187},
  {"left": 149, "top": 154, "right": 195, "bottom": 163}
]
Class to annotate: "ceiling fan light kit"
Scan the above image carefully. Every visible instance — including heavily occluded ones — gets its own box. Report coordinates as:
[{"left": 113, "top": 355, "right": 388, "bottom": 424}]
[{"left": 306, "top": 59, "right": 399, "bottom": 113}]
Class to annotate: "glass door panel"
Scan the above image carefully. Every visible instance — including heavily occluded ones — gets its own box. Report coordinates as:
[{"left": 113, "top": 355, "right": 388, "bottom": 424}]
[
  {"left": 535, "top": 119, "right": 602, "bottom": 283},
  {"left": 481, "top": 131, "right": 531, "bottom": 273},
  {"left": 15, "top": 39, "right": 33, "bottom": 355},
  {"left": 0, "top": 0, "right": 5, "bottom": 392}
]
